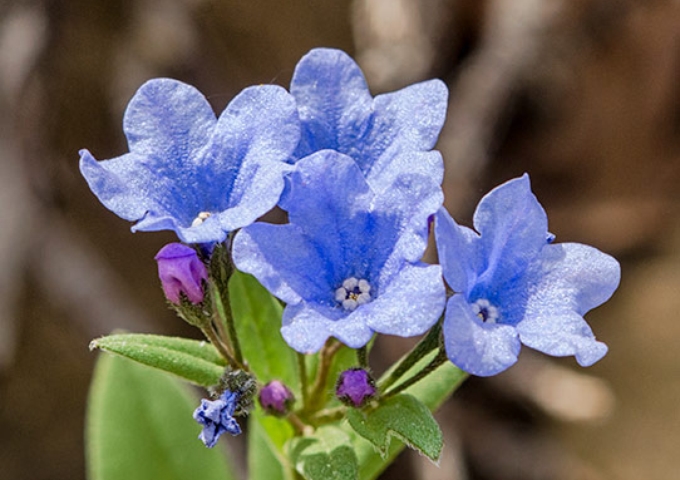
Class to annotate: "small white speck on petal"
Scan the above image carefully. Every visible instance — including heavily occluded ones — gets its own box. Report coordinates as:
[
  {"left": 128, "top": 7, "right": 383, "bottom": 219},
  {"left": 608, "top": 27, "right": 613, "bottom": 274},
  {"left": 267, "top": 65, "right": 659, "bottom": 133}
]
[
  {"left": 358, "top": 279, "right": 371, "bottom": 293},
  {"left": 343, "top": 277, "right": 358, "bottom": 290},
  {"left": 335, "top": 288, "right": 347, "bottom": 302}
]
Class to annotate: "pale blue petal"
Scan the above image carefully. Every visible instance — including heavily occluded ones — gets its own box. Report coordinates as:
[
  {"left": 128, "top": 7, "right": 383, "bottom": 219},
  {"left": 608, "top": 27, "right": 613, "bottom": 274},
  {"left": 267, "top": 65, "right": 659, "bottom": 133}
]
[
  {"left": 472, "top": 174, "right": 548, "bottom": 290},
  {"left": 366, "top": 150, "right": 444, "bottom": 193},
  {"left": 232, "top": 223, "right": 333, "bottom": 305},
  {"left": 443, "top": 294, "right": 521, "bottom": 376},
  {"left": 372, "top": 172, "right": 443, "bottom": 281},
  {"left": 290, "top": 48, "right": 373, "bottom": 159},
  {"left": 281, "top": 303, "right": 373, "bottom": 353},
  {"left": 515, "top": 243, "right": 618, "bottom": 366},
  {"left": 200, "top": 85, "right": 299, "bottom": 221},
  {"left": 123, "top": 78, "right": 216, "bottom": 162},
  {"left": 361, "top": 263, "right": 445, "bottom": 337},
  {"left": 284, "top": 151, "right": 374, "bottom": 284},
  {"left": 434, "top": 208, "right": 478, "bottom": 294},
  {"left": 364, "top": 79, "right": 448, "bottom": 176}
]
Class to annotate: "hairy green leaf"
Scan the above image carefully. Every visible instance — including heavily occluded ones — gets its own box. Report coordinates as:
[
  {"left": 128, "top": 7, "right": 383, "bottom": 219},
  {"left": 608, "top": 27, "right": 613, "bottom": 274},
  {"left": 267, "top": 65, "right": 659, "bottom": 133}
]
[{"left": 90, "top": 333, "right": 225, "bottom": 387}]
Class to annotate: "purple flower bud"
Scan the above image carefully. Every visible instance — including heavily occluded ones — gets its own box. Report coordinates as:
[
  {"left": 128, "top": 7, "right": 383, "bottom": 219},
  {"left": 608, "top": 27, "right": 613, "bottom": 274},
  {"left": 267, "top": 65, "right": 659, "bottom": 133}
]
[
  {"left": 155, "top": 243, "right": 208, "bottom": 304},
  {"left": 336, "top": 368, "right": 377, "bottom": 408},
  {"left": 193, "top": 389, "right": 241, "bottom": 448},
  {"left": 259, "top": 380, "right": 295, "bottom": 416}
]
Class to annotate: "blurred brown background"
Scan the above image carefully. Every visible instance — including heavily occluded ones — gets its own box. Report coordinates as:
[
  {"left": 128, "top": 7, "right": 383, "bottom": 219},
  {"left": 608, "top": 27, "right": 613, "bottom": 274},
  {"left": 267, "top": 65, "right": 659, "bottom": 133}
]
[{"left": 0, "top": 1, "right": 679, "bottom": 479}]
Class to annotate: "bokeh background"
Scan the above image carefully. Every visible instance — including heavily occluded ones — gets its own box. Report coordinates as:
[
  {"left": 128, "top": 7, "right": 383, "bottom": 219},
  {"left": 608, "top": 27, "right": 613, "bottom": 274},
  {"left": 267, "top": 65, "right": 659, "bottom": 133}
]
[{"left": 1, "top": 1, "right": 679, "bottom": 479}]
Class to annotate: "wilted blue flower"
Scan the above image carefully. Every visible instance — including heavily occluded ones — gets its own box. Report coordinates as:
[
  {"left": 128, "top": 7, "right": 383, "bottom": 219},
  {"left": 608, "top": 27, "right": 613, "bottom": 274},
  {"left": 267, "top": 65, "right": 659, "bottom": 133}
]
[
  {"left": 336, "top": 368, "right": 377, "bottom": 408},
  {"left": 435, "top": 175, "right": 620, "bottom": 377},
  {"left": 155, "top": 242, "right": 208, "bottom": 304},
  {"left": 80, "top": 78, "right": 299, "bottom": 244},
  {"left": 232, "top": 150, "right": 446, "bottom": 353},
  {"left": 193, "top": 390, "right": 241, "bottom": 448},
  {"left": 289, "top": 48, "right": 448, "bottom": 190}
]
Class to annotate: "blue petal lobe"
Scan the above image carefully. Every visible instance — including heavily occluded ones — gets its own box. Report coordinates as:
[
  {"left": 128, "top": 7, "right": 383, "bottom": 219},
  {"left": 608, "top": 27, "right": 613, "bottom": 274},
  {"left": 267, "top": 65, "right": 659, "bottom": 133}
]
[
  {"left": 291, "top": 48, "right": 373, "bottom": 159},
  {"left": 232, "top": 223, "right": 332, "bottom": 306},
  {"left": 361, "top": 263, "right": 445, "bottom": 337},
  {"left": 281, "top": 303, "right": 373, "bottom": 353},
  {"left": 516, "top": 243, "right": 618, "bottom": 366},
  {"left": 443, "top": 294, "right": 521, "bottom": 376},
  {"left": 365, "top": 79, "right": 448, "bottom": 175},
  {"left": 123, "top": 78, "right": 216, "bottom": 164},
  {"left": 434, "top": 208, "right": 478, "bottom": 294},
  {"left": 473, "top": 174, "right": 548, "bottom": 289}
]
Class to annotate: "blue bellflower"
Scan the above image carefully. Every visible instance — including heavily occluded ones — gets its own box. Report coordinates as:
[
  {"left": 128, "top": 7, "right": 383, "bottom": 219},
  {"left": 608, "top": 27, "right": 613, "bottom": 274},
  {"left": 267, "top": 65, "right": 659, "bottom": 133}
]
[
  {"left": 80, "top": 78, "right": 299, "bottom": 244},
  {"left": 193, "top": 389, "right": 242, "bottom": 448},
  {"left": 435, "top": 175, "right": 620, "bottom": 376},
  {"left": 232, "top": 151, "right": 446, "bottom": 353},
  {"left": 289, "top": 48, "right": 448, "bottom": 190}
]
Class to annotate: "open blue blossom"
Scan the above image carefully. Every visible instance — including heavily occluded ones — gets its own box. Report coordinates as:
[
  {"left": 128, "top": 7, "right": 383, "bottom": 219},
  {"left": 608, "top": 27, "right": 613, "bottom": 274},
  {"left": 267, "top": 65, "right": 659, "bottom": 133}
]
[
  {"left": 80, "top": 78, "right": 299, "bottom": 244},
  {"left": 232, "top": 150, "right": 446, "bottom": 353},
  {"left": 289, "top": 48, "right": 448, "bottom": 190},
  {"left": 435, "top": 175, "right": 620, "bottom": 377},
  {"left": 193, "top": 389, "right": 241, "bottom": 448}
]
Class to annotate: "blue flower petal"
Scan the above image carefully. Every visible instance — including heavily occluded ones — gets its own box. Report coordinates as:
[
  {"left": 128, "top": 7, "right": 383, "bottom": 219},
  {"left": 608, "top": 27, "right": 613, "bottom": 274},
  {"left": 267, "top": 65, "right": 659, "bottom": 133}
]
[
  {"left": 281, "top": 302, "right": 374, "bottom": 353},
  {"left": 291, "top": 48, "right": 373, "bottom": 158},
  {"left": 123, "top": 78, "right": 216, "bottom": 163},
  {"left": 472, "top": 174, "right": 548, "bottom": 290},
  {"left": 434, "top": 207, "right": 479, "bottom": 294},
  {"left": 443, "top": 294, "right": 521, "bottom": 376},
  {"left": 232, "top": 223, "right": 332, "bottom": 305},
  {"left": 516, "top": 243, "right": 619, "bottom": 365},
  {"left": 360, "top": 263, "right": 445, "bottom": 337},
  {"left": 365, "top": 79, "right": 448, "bottom": 178},
  {"left": 81, "top": 80, "right": 298, "bottom": 244},
  {"left": 290, "top": 48, "right": 448, "bottom": 191}
]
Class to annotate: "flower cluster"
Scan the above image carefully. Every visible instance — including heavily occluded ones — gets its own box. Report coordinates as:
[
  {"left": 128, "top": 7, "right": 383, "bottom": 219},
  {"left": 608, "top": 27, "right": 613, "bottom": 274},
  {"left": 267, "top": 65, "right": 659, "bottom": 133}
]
[{"left": 81, "top": 48, "right": 620, "bottom": 446}]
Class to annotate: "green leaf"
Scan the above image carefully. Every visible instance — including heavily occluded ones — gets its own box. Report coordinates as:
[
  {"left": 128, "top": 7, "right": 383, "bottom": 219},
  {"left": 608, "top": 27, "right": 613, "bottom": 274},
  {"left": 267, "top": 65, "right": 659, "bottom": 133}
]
[
  {"left": 86, "top": 353, "right": 235, "bottom": 480},
  {"left": 90, "top": 333, "right": 225, "bottom": 387},
  {"left": 354, "top": 359, "right": 466, "bottom": 479},
  {"left": 289, "top": 426, "right": 359, "bottom": 480},
  {"left": 346, "top": 394, "right": 443, "bottom": 462},
  {"left": 229, "top": 271, "right": 298, "bottom": 389},
  {"left": 248, "top": 407, "right": 296, "bottom": 480}
]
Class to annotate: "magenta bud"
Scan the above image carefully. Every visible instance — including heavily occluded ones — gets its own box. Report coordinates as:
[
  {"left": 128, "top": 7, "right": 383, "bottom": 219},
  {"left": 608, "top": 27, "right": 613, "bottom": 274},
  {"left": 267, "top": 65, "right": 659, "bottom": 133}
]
[
  {"left": 155, "top": 243, "right": 209, "bottom": 304},
  {"left": 336, "top": 368, "right": 377, "bottom": 408},
  {"left": 259, "top": 380, "right": 295, "bottom": 416}
]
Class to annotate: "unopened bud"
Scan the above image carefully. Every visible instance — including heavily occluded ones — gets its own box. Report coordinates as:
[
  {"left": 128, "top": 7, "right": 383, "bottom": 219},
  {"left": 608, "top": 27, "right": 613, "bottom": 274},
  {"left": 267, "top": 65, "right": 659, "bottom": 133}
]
[
  {"left": 155, "top": 243, "right": 208, "bottom": 304},
  {"left": 336, "top": 368, "right": 377, "bottom": 408},
  {"left": 259, "top": 380, "right": 295, "bottom": 416}
]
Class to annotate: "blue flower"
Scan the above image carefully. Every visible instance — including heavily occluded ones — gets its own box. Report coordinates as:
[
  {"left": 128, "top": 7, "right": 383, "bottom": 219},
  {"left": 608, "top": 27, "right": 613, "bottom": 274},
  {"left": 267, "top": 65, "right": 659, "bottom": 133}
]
[
  {"left": 289, "top": 48, "right": 448, "bottom": 190},
  {"left": 435, "top": 175, "right": 620, "bottom": 377},
  {"left": 193, "top": 390, "right": 241, "bottom": 448},
  {"left": 80, "top": 78, "right": 299, "bottom": 244},
  {"left": 232, "top": 150, "right": 446, "bottom": 353}
]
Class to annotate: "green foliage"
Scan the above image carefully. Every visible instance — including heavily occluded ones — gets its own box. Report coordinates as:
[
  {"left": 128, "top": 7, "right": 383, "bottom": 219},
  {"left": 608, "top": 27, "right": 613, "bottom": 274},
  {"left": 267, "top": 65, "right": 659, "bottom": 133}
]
[
  {"left": 347, "top": 394, "right": 443, "bottom": 462},
  {"left": 289, "top": 426, "right": 359, "bottom": 480},
  {"left": 229, "top": 271, "right": 298, "bottom": 390},
  {"left": 90, "top": 333, "right": 225, "bottom": 387},
  {"left": 248, "top": 407, "right": 296, "bottom": 480},
  {"left": 352, "top": 360, "right": 466, "bottom": 479},
  {"left": 86, "top": 353, "right": 234, "bottom": 480}
]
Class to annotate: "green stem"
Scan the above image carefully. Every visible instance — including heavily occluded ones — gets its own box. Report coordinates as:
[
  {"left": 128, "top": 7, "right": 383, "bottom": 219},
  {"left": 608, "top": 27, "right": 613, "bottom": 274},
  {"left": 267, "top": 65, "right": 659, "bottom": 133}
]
[
  {"left": 297, "top": 352, "right": 309, "bottom": 409},
  {"left": 201, "top": 324, "right": 238, "bottom": 368},
  {"left": 357, "top": 346, "right": 368, "bottom": 368},
  {"left": 309, "top": 405, "right": 346, "bottom": 425},
  {"left": 210, "top": 241, "right": 244, "bottom": 367},
  {"left": 307, "top": 339, "right": 342, "bottom": 412},
  {"left": 378, "top": 319, "right": 442, "bottom": 391},
  {"left": 383, "top": 348, "right": 449, "bottom": 399}
]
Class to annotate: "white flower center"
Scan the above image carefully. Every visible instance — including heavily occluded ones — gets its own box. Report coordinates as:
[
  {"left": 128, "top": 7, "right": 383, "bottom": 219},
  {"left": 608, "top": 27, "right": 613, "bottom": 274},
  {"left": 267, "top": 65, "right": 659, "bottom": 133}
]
[
  {"left": 471, "top": 298, "right": 499, "bottom": 324},
  {"left": 335, "top": 277, "right": 371, "bottom": 311},
  {"left": 191, "top": 211, "right": 212, "bottom": 227}
]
